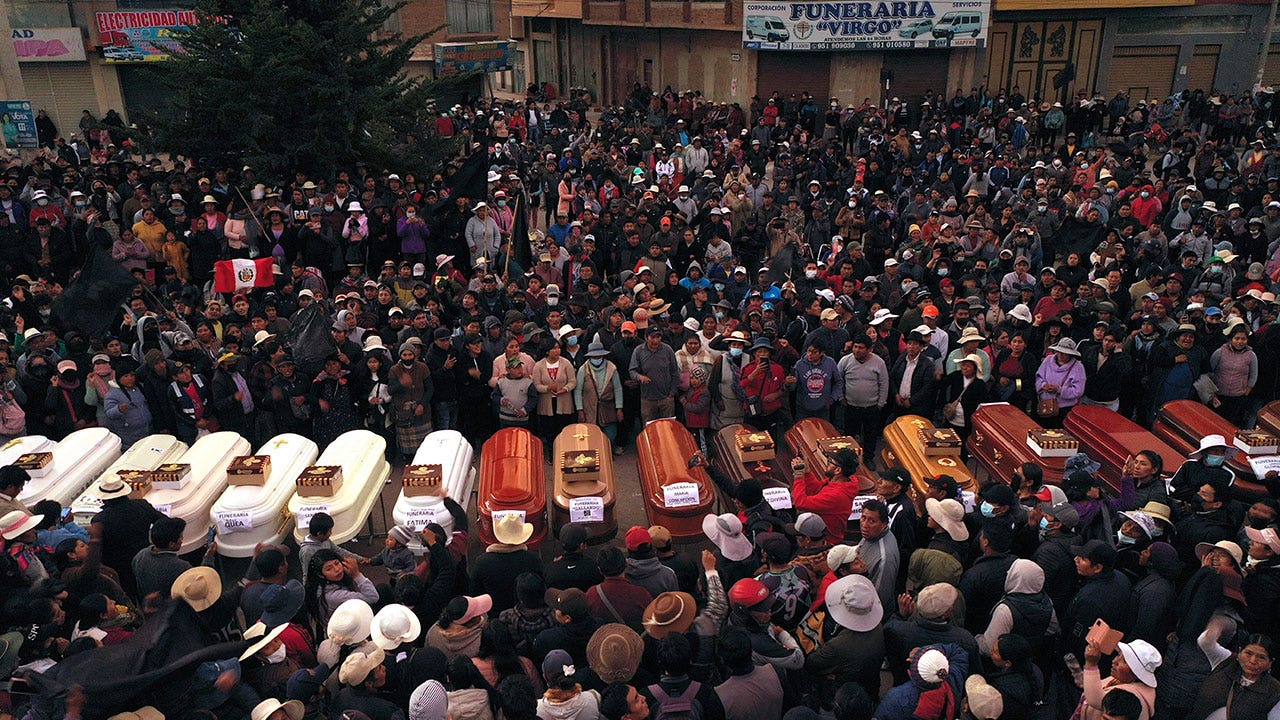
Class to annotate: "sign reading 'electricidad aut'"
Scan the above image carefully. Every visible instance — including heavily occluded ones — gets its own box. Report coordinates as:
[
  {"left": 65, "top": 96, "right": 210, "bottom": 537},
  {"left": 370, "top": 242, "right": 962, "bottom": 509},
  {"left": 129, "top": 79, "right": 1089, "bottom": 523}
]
[{"left": 743, "top": 1, "right": 991, "bottom": 51}]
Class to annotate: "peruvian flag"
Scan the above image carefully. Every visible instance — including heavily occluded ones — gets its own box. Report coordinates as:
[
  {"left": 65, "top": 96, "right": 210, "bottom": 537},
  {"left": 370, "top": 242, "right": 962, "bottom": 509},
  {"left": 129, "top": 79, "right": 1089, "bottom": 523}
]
[{"left": 213, "top": 258, "right": 276, "bottom": 293}]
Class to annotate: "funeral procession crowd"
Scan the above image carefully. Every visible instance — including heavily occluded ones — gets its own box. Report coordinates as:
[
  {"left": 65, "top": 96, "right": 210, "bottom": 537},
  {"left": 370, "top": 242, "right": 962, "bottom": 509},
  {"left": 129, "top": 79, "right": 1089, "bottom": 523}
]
[{"left": 5, "top": 79, "right": 1280, "bottom": 720}]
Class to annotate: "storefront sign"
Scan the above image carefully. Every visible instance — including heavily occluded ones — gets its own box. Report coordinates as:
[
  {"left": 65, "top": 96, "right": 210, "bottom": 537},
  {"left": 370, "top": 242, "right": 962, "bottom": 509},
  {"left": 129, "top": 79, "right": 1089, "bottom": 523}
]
[
  {"left": 95, "top": 10, "right": 197, "bottom": 62},
  {"left": 434, "top": 41, "right": 518, "bottom": 76},
  {"left": 12, "top": 28, "right": 86, "bottom": 62},
  {"left": 0, "top": 102, "right": 38, "bottom": 149},
  {"left": 743, "top": 1, "right": 991, "bottom": 50}
]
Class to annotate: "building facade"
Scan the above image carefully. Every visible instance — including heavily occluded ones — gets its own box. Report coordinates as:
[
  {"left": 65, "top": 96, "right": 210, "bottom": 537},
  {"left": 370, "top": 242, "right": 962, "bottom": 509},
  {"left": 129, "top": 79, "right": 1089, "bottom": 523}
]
[{"left": 508, "top": 0, "right": 1280, "bottom": 112}]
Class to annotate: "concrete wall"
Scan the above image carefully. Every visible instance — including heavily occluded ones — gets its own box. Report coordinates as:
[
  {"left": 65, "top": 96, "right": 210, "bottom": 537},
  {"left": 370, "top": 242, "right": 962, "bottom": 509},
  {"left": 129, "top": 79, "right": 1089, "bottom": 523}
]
[{"left": 830, "top": 53, "right": 886, "bottom": 109}]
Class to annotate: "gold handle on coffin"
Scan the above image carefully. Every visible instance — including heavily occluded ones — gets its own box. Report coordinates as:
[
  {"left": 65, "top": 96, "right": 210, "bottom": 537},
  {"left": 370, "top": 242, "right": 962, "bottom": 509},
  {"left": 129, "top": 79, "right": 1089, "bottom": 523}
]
[
  {"left": 993, "top": 449, "right": 1003, "bottom": 462},
  {"left": 974, "top": 431, "right": 984, "bottom": 443}
]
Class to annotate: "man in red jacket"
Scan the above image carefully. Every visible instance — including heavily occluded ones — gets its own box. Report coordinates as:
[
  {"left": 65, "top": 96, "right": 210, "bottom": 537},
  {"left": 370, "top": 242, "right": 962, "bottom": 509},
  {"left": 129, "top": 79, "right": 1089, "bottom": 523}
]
[
  {"left": 738, "top": 336, "right": 791, "bottom": 438},
  {"left": 792, "top": 448, "right": 864, "bottom": 544}
]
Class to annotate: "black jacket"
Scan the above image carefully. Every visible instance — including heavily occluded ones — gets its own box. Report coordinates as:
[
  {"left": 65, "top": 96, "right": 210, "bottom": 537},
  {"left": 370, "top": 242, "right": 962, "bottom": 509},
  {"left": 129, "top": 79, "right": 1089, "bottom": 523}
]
[
  {"left": 1034, "top": 532, "right": 1080, "bottom": 616},
  {"left": 959, "top": 552, "right": 1016, "bottom": 633},
  {"left": 470, "top": 547, "right": 544, "bottom": 615},
  {"left": 1063, "top": 568, "right": 1132, "bottom": 656},
  {"left": 888, "top": 352, "right": 937, "bottom": 415},
  {"left": 1082, "top": 346, "right": 1133, "bottom": 404},
  {"left": 545, "top": 550, "right": 604, "bottom": 593}
]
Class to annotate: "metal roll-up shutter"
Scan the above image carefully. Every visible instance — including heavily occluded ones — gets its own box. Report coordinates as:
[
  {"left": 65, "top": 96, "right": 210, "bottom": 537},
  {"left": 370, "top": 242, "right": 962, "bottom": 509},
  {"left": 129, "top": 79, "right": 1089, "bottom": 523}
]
[
  {"left": 1108, "top": 46, "right": 1176, "bottom": 101},
  {"left": 756, "top": 52, "right": 831, "bottom": 100},
  {"left": 884, "top": 50, "right": 950, "bottom": 107},
  {"left": 1186, "top": 45, "right": 1220, "bottom": 95},
  {"left": 18, "top": 63, "right": 98, "bottom": 140}
]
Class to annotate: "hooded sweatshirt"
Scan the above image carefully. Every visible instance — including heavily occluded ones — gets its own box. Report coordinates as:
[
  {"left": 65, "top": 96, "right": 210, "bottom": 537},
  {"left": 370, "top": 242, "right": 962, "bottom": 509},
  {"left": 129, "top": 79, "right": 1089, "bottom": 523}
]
[
  {"left": 426, "top": 618, "right": 485, "bottom": 660},
  {"left": 536, "top": 688, "right": 601, "bottom": 720},
  {"left": 625, "top": 554, "right": 678, "bottom": 597},
  {"left": 976, "top": 558, "right": 1058, "bottom": 654}
]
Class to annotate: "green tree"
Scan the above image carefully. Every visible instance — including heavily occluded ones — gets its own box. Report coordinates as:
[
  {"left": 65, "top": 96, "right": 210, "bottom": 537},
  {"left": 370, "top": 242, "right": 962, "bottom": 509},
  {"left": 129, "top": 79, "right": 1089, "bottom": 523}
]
[{"left": 151, "top": 0, "right": 472, "bottom": 180}]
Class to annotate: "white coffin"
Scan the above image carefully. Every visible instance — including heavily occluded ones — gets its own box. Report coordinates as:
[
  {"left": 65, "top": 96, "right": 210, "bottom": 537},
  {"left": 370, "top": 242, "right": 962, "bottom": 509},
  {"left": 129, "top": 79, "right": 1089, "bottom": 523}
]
[
  {"left": 392, "top": 430, "right": 476, "bottom": 553},
  {"left": 212, "top": 433, "right": 320, "bottom": 558},
  {"left": 17, "top": 428, "right": 122, "bottom": 508},
  {"left": 70, "top": 434, "right": 189, "bottom": 524},
  {"left": 0, "top": 435, "right": 54, "bottom": 468},
  {"left": 288, "top": 430, "right": 391, "bottom": 545},
  {"left": 143, "top": 432, "right": 252, "bottom": 555}
]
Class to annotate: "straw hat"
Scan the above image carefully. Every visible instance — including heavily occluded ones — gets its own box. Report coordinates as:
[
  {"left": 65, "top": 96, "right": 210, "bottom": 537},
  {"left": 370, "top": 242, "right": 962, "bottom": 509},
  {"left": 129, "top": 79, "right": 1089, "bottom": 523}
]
[
  {"left": 370, "top": 603, "right": 422, "bottom": 650},
  {"left": 925, "top": 498, "right": 969, "bottom": 542},
  {"left": 1190, "top": 434, "right": 1237, "bottom": 459},
  {"left": 250, "top": 699, "right": 303, "bottom": 720},
  {"left": 239, "top": 621, "right": 288, "bottom": 661},
  {"left": 587, "top": 623, "right": 644, "bottom": 683},
  {"left": 957, "top": 327, "right": 985, "bottom": 345},
  {"left": 326, "top": 599, "right": 374, "bottom": 645},
  {"left": 641, "top": 592, "right": 697, "bottom": 639},
  {"left": 171, "top": 566, "right": 222, "bottom": 612},
  {"left": 107, "top": 709, "right": 164, "bottom": 720},
  {"left": 338, "top": 647, "right": 386, "bottom": 686},
  {"left": 0, "top": 511, "right": 40, "bottom": 540},
  {"left": 493, "top": 512, "right": 534, "bottom": 545},
  {"left": 964, "top": 675, "right": 1004, "bottom": 719},
  {"left": 95, "top": 476, "right": 132, "bottom": 500},
  {"left": 825, "top": 575, "right": 882, "bottom": 631}
]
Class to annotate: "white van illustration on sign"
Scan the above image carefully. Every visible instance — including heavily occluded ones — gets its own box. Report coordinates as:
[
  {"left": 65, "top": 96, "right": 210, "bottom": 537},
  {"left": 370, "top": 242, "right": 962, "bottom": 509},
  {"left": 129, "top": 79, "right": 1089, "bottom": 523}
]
[{"left": 746, "top": 15, "right": 790, "bottom": 43}]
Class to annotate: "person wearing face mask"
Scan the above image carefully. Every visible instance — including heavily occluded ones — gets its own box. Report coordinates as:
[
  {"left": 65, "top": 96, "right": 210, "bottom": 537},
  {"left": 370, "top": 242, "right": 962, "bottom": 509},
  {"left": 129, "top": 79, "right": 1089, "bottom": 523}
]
[
  {"left": 387, "top": 342, "right": 433, "bottom": 462},
  {"left": 46, "top": 359, "right": 92, "bottom": 440},
  {"left": 1167, "top": 435, "right": 1238, "bottom": 508},
  {"left": 574, "top": 341, "right": 624, "bottom": 450}
]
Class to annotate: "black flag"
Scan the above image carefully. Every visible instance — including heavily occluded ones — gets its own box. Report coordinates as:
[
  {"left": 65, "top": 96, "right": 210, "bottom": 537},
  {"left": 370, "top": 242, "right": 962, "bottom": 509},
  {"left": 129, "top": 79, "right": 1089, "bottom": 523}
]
[
  {"left": 52, "top": 248, "right": 138, "bottom": 338},
  {"left": 511, "top": 191, "right": 532, "bottom": 271},
  {"left": 449, "top": 149, "right": 489, "bottom": 207}
]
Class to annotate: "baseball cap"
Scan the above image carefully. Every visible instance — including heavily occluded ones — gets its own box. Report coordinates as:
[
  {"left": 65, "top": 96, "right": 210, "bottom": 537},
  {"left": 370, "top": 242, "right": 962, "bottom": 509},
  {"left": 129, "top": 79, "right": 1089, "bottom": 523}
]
[
  {"left": 625, "top": 525, "right": 652, "bottom": 551},
  {"left": 1072, "top": 538, "right": 1117, "bottom": 567},
  {"left": 1039, "top": 501, "right": 1080, "bottom": 529},
  {"left": 788, "top": 512, "right": 828, "bottom": 539}
]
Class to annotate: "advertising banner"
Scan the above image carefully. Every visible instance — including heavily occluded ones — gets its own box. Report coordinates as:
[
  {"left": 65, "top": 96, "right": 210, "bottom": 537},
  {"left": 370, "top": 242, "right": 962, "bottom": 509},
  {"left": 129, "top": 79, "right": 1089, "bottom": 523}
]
[
  {"left": 0, "top": 102, "right": 38, "bottom": 149},
  {"left": 434, "top": 41, "right": 518, "bottom": 76},
  {"left": 95, "top": 10, "right": 197, "bottom": 62},
  {"left": 12, "top": 28, "right": 87, "bottom": 63},
  {"left": 743, "top": 1, "right": 991, "bottom": 51}
]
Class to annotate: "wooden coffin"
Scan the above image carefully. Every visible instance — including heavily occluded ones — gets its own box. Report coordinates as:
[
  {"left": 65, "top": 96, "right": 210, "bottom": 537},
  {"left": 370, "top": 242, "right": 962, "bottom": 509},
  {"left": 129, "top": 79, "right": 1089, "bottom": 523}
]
[
  {"left": 969, "top": 403, "right": 1070, "bottom": 487},
  {"left": 478, "top": 428, "right": 548, "bottom": 548},
  {"left": 712, "top": 424, "right": 794, "bottom": 497},
  {"left": 636, "top": 419, "right": 717, "bottom": 539},
  {"left": 1064, "top": 405, "right": 1185, "bottom": 495},
  {"left": 1152, "top": 400, "right": 1266, "bottom": 500},
  {"left": 783, "top": 418, "right": 876, "bottom": 493},
  {"left": 878, "top": 415, "right": 978, "bottom": 509},
  {"left": 1258, "top": 401, "right": 1280, "bottom": 439},
  {"left": 551, "top": 423, "right": 617, "bottom": 542}
]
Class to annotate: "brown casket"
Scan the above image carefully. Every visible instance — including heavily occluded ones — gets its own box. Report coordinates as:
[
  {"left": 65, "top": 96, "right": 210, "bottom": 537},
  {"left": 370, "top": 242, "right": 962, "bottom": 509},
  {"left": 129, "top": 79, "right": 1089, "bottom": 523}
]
[
  {"left": 1255, "top": 401, "right": 1280, "bottom": 439},
  {"left": 1152, "top": 400, "right": 1267, "bottom": 500},
  {"left": 878, "top": 415, "right": 978, "bottom": 510},
  {"left": 636, "top": 419, "right": 717, "bottom": 539},
  {"left": 1064, "top": 405, "right": 1185, "bottom": 495},
  {"left": 551, "top": 423, "right": 617, "bottom": 542},
  {"left": 477, "top": 428, "right": 548, "bottom": 548},
  {"left": 969, "top": 403, "right": 1071, "bottom": 487},
  {"left": 712, "top": 424, "right": 794, "bottom": 496},
  {"left": 783, "top": 418, "right": 876, "bottom": 493}
]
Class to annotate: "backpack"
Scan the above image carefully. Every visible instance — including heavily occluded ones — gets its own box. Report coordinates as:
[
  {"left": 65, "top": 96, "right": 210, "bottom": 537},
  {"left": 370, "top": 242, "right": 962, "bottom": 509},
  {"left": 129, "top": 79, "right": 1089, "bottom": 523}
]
[{"left": 648, "top": 681, "right": 703, "bottom": 720}]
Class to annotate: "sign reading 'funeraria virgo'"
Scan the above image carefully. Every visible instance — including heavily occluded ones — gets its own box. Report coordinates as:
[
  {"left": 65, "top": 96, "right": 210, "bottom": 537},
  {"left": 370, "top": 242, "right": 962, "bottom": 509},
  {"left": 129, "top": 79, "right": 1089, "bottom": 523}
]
[{"left": 743, "top": 0, "right": 991, "bottom": 51}]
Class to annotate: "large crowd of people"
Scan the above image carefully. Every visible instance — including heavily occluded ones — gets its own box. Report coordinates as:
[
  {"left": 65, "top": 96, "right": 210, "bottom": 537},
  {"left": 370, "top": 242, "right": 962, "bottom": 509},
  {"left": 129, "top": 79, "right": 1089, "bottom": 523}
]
[{"left": 1, "top": 78, "right": 1280, "bottom": 720}]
